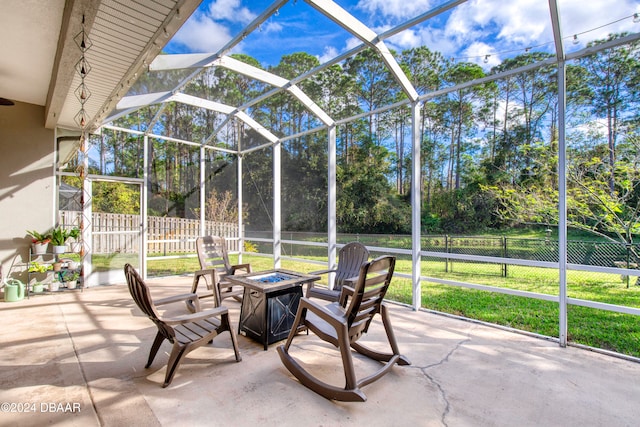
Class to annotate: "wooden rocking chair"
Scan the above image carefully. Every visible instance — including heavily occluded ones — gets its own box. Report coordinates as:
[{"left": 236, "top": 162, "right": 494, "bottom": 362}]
[
  {"left": 277, "top": 255, "right": 410, "bottom": 402},
  {"left": 306, "top": 241, "right": 369, "bottom": 302},
  {"left": 188, "top": 236, "right": 250, "bottom": 312},
  {"left": 124, "top": 263, "right": 242, "bottom": 387}
]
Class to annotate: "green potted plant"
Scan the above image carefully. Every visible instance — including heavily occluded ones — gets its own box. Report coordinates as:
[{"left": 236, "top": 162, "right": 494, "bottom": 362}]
[
  {"left": 49, "top": 226, "right": 80, "bottom": 254},
  {"left": 27, "top": 230, "right": 51, "bottom": 255},
  {"left": 67, "top": 228, "right": 82, "bottom": 253},
  {"left": 28, "top": 261, "right": 52, "bottom": 294},
  {"left": 65, "top": 271, "right": 81, "bottom": 289},
  {"left": 28, "top": 261, "right": 52, "bottom": 274},
  {"left": 28, "top": 261, "right": 51, "bottom": 291}
]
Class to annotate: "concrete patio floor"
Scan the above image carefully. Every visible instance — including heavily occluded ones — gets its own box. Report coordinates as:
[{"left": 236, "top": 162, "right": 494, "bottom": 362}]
[{"left": 1, "top": 275, "right": 639, "bottom": 427}]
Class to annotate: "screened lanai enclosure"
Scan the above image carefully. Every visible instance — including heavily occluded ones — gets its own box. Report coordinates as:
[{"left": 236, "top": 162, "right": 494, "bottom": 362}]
[{"left": 59, "top": 0, "right": 640, "bottom": 359}]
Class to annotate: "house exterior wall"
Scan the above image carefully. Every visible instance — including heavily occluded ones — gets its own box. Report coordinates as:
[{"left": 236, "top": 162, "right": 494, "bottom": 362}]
[{"left": 0, "top": 101, "right": 55, "bottom": 281}]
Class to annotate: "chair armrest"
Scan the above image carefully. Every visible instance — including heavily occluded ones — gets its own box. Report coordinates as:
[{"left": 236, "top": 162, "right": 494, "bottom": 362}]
[
  {"left": 343, "top": 275, "right": 359, "bottom": 285},
  {"left": 338, "top": 285, "right": 356, "bottom": 307},
  {"left": 194, "top": 268, "right": 215, "bottom": 278},
  {"left": 298, "top": 297, "right": 345, "bottom": 329},
  {"left": 306, "top": 284, "right": 339, "bottom": 301},
  {"left": 164, "top": 306, "right": 229, "bottom": 325},
  {"left": 155, "top": 292, "right": 200, "bottom": 307},
  {"left": 309, "top": 268, "right": 337, "bottom": 276},
  {"left": 231, "top": 263, "right": 251, "bottom": 274}
]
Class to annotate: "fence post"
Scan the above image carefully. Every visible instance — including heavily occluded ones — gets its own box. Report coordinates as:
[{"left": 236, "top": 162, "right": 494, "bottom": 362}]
[
  {"left": 445, "top": 235, "right": 449, "bottom": 273},
  {"left": 502, "top": 236, "right": 508, "bottom": 277},
  {"left": 626, "top": 243, "right": 631, "bottom": 288},
  {"left": 164, "top": 219, "right": 168, "bottom": 257}
]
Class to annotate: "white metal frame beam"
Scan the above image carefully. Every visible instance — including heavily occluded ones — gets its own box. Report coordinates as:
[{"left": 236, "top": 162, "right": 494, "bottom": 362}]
[
  {"left": 148, "top": 53, "right": 334, "bottom": 143},
  {"left": 305, "top": 0, "right": 418, "bottom": 102},
  {"left": 549, "top": 0, "right": 568, "bottom": 347}
]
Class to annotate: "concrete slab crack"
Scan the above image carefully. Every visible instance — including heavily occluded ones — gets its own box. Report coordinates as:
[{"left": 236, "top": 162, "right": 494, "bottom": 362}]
[{"left": 419, "top": 336, "right": 471, "bottom": 427}]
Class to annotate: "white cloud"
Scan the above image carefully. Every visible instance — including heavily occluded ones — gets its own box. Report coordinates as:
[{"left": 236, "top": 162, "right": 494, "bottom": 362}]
[
  {"left": 460, "top": 41, "right": 500, "bottom": 68},
  {"left": 262, "top": 20, "right": 283, "bottom": 34},
  {"left": 208, "top": 0, "right": 256, "bottom": 24},
  {"left": 169, "top": 0, "right": 259, "bottom": 53},
  {"left": 437, "top": 0, "right": 640, "bottom": 58},
  {"left": 345, "top": 36, "right": 363, "bottom": 51},
  {"left": 387, "top": 29, "right": 422, "bottom": 50},
  {"left": 445, "top": 0, "right": 549, "bottom": 46},
  {"left": 171, "top": 13, "right": 233, "bottom": 53},
  {"left": 318, "top": 46, "right": 339, "bottom": 64},
  {"left": 356, "top": 0, "right": 434, "bottom": 19}
]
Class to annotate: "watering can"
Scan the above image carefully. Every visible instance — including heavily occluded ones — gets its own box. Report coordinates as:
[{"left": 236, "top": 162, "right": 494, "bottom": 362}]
[{"left": 4, "top": 279, "right": 25, "bottom": 302}]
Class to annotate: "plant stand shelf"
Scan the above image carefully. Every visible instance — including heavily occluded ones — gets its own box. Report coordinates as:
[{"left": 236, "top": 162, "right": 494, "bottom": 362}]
[{"left": 27, "top": 250, "right": 83, "bottom": 298}]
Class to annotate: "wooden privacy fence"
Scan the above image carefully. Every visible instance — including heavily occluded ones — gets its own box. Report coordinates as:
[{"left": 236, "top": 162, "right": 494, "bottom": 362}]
[{"left": 59, "top": 211, "right": 238, "bottom": 255}]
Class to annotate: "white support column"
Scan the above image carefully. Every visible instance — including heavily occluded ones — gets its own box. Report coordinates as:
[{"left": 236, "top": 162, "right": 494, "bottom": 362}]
[
  {"left": 81, "top": 133, "right": 93, "bottom": 287},
  {"left": 549, "top": 0, "right": 567, "bottom": 347},
  {"left": 273, "top": 141, "right": 282, "bottom": 268},
  {"left": 141, "top": 135, "right": 149, "bottom": 279},
  {"left": 411, "top": 102, "right": 422, "bottom": 311},
  {"left": 237, "top": 153, "right": 244, "bottom": 262},
  {"left": 328, "top": 126, "right": 337, "bottom": 282},
  {"left": 557, "top": 62, "right": 568, "bottom": 347},
  {"left": 200, "top": 145, "right": 206, "bottom": 237}
]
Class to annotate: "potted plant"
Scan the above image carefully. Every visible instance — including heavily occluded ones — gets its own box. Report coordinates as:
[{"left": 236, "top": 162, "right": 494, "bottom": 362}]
[
  {"left": 67, "top": 228, "right": 82, "bottom": 253},
  {"left": 28, "top": 261, "right": 52, "bottom": 294},
  {"left": 65, "top": 271, "right": 80, "bottom": 289},
  {"left": 49, "top": 226, "right": 80, "bottom": 254},
  {"left": 27, "top": 230, "right": 50, "bottom": 254},
  {"left": 48, "top": 278, "right": 60, "bottom": 292},
  {"left": 28, "top": 261, "right": 52, "bottom": 274}
]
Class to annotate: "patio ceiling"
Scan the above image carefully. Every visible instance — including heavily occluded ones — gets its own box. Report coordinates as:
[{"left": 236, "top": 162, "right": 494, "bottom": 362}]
[{"left": 0, "top": 0, "right": 202, "bottom": 131}]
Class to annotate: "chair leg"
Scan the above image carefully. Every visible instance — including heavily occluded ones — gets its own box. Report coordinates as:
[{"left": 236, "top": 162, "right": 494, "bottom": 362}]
[
  {"left": 277, "top": 344, "right": 367, "bottom": 402},
  {"left": 221, "top": 312, "right": 242, "bottom": 362},
  {"left": 186, "top": 275, "right": 202, "bottom": 313},
  {"left": 163, "top": 344, "right": 189, "bottom": 388},
  {"left": 350, "top": 305, "right": 410, "bottom": 366},
  {"left": 336, "top": 324, "right": 359, "bottom": 393},
  {"left": 146, "top": 332, "right": 165, "bottom": 368},
  {"left": 277, "top": 320, "right": 368, "bottom": 402},
  {"left": 188, "top": 274, "right": 217, "bottom": 312}
]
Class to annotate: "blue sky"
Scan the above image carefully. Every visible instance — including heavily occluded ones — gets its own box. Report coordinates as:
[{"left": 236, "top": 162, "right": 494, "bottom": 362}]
[{"left": 164, "top": 0, "right": 640, "bottom": 68}]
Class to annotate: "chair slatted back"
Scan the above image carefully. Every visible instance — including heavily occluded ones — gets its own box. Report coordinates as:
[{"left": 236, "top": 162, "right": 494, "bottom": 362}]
[
  {"left": 124, "top": 263, "right": 175, "bottom": 341},
  {"left": 333, "top": 242, "right": 369, "bottom": 290},
  {"left": 345, "top": 256, "right": 395, "bottom": 339},
  {"left": 197, "top": 236, "right": 231, "bottom": 274}
]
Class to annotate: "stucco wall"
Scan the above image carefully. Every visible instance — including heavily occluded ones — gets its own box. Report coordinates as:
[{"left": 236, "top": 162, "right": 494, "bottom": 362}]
[{"left": 0, "top": 101, "right": 55, "bottom": 281}]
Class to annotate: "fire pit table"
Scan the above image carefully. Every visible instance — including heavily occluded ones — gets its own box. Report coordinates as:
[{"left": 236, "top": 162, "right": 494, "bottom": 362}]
[{"left": 226, "top": 269, "right": 320, "bottom": 350}]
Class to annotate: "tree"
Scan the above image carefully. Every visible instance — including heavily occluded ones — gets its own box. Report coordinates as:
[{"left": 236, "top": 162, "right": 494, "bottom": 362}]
[
  {"left": 441, "top": 62, "right": 487, "bottom": 191},
  {"left": 487, "top": 52, "right": 556, "bottom": 187},
  {"left": 92, "top": 181, "right": 140, "bottom": 214},
  {"left": 203, "top": 189, "right": 239, "bottom": 223},
  {"left": 337, "top": 138, "right": 410, "bottom": 233},
  {"left": 344, "top": 49, "right": 397, "bottom": 140},
  {"left": 578, "top": 33, "right": 640, "bottom": 195}
]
